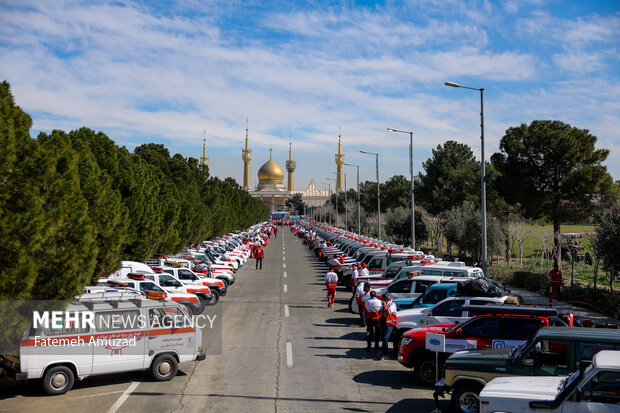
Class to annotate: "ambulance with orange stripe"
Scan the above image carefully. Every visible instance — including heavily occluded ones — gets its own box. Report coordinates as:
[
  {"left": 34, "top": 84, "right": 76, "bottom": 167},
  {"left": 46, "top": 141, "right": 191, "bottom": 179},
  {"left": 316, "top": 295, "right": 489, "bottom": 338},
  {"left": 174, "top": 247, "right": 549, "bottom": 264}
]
[{"left": 4, "top": 292, "right": 205, "bottom": 395}]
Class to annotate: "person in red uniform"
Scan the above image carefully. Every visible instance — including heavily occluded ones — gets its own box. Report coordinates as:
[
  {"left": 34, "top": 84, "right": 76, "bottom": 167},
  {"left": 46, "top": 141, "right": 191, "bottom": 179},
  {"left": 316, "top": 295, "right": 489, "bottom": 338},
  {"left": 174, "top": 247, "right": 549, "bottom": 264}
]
[
  {"left": 339, "top": 254, "right": 345, "bottom": 265},
  {"left": 548, "top": 262, "right": 562, "bottom": 302},
  {"left": 324, "top": 270, "right": 338, "bottom": 308},
  {"left": 364, "top": 291, "right": 383, "bottom": 356},
  {"left": 274, "top": 226, "right": 278, "bottom": 239},
  {"left": 255, "top": 246, "right": 265, "bottom": 270}
]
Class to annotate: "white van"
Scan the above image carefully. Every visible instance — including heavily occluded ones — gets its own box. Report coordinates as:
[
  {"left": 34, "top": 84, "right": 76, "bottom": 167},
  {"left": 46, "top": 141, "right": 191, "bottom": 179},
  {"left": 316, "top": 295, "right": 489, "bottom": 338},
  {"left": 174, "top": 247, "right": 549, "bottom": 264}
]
[{"left": 2, "top": 294, "right": 205, "bottom": 395}]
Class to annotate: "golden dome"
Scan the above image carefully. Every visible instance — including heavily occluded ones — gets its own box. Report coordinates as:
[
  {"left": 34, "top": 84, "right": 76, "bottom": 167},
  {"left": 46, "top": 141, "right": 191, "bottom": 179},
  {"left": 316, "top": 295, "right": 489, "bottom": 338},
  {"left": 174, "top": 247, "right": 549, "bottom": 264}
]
[{"left": 258, "top": 159, "right": 284, "bottom": 184}]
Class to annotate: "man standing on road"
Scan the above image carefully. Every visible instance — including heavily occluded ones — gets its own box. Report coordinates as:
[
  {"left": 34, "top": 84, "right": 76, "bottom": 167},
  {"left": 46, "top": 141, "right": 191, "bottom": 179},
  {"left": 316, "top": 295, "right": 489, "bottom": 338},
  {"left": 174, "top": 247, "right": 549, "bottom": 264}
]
[
  {"left": 255, "top": 245, "right": 265, "bottom": 270},
  {"left": 325, "top": 270, "right": 338, "bottom": 308},
  {"left": 350, "top": 264, "right": 359, "bottom": 291},
  {"left": 548, "top": 262, "right": 562, "bottom": 302},
  {"left": 364, "top": 291, "right": 383, "bottom": 356},
  {"left": 378, "top": 294, "right": 397, "bottom": 359}
]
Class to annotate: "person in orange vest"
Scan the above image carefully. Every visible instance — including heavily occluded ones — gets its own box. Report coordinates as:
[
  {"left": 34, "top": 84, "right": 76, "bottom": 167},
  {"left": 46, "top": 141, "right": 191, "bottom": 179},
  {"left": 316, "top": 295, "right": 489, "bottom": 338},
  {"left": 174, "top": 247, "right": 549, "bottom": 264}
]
[
  {"left": 255, "top": 245, "right": 265, "bottom": 270},
  {"left": 548, "top": 262, "right": 562, "bottom": 302},
  {"left": 364, "top": 291, "right": 383, "bottom": 356},
  {"left": 324, "top": 270, "right": 338, "bottom": 308},
  {"left": 379, "top": 294, "right": 397, "bottom": 359}
]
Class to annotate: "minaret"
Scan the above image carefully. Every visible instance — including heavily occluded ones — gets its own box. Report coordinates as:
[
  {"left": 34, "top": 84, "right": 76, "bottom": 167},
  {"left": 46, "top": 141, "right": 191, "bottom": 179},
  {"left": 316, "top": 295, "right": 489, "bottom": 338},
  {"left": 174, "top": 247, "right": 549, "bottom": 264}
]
[
  {"left": 285, "top": 137, "right": 296, "bottom": 193},
  {"left": 241, "top": 119, "right": 252, "bottom": 191},
  {"left": 200, "top": 132, "right": 210, "bottom": 167},
  {"left": 335, "top": 127, "right": 345, "bottom": 192}
]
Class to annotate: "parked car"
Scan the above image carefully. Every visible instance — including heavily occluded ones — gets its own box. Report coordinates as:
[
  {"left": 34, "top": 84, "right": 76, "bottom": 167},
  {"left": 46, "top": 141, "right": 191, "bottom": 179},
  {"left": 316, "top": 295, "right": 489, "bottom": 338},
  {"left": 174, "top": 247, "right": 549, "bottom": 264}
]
[
  {"left": 479, "top": 350, "right": 620, "bottom": 413},
  {"left": 435, "top": 327, "right": 620, "bottom": 413}
]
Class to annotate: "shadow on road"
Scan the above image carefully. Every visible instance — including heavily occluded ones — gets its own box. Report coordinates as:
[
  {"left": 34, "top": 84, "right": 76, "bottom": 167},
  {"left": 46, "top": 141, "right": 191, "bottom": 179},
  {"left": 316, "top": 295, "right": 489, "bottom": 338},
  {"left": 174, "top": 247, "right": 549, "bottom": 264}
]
[
  {"left": 386, "top": 398, "right": 450, "bottom": 412},
  {"left": 306, "top": 331, "right": 365, "bottom": 341},
  {"left": 353, "top": 369, "right": 426, "bottom": 390}
]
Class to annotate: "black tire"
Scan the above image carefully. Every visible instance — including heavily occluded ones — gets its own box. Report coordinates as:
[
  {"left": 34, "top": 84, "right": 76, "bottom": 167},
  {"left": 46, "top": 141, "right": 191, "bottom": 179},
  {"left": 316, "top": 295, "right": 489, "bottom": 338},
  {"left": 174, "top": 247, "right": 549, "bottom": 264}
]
[
  {"left": 193, "top": 297, "right": 206, "bottom": 314},
  {"left": 218, "top": 277, "right": 230, "bottom": 288},
  {"left": 205, "top": 289, "right": 219, "bottom": 306},
  {"left": 451, "top": 381, "right": 484, "bottom": 413},
  {"left": 150, "top": 354, "right": 178, "bottom": 381},
  {"left": 42, "top": 365, "right": 74, "bottom": 395},
  {"left": 412, "top": 353, "right": 437, "bottom": 387}
]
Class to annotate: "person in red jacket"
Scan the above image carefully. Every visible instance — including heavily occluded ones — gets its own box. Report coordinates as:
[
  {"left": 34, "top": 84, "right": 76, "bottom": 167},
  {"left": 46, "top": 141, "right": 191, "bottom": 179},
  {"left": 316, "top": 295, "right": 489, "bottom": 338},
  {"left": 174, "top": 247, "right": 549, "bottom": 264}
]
[
  {"left": 548, "top": 262, "right": 562, "bottom": 302},
  {"left": 324, "top": 270, "right": 338, "bottom": 308},
  {"left": 255, "top": 246, "right": 265, "bottom": 270}
]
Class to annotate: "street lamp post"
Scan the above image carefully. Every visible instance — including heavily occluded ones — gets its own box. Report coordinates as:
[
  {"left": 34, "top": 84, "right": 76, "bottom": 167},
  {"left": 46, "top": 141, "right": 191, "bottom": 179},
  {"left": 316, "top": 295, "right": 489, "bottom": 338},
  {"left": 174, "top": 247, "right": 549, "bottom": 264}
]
[
  {"left": 326, "top": 177, "right": 337, "bottom": 227},
  {"left": 344, "top": 173, "right": 348, "bottom": 229},
  {"left": 387, "top": 128, "right": 415, "bottom": 250},
  {"left": 360, "top": 150, "right": 381, "bottom": 240},
  {"left": 322, "top": 182, "right": 332, "bottom": 226},
  {"left": 332, "top": 172, "right": 346, "bottom": 228},
  {"left": 344, "top": 163, "right": 360, "bottom": 235},
  {"left": 445, "top": 81, "right": 487, "bottom": 275}
]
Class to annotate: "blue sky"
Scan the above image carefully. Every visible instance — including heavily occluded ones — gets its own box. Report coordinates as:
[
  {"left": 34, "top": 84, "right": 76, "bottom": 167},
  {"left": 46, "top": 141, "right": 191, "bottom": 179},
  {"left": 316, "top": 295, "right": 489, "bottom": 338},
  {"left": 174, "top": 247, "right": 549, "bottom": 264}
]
[{"left": 1, "top": 0, "right": 619, "bottom": 191}]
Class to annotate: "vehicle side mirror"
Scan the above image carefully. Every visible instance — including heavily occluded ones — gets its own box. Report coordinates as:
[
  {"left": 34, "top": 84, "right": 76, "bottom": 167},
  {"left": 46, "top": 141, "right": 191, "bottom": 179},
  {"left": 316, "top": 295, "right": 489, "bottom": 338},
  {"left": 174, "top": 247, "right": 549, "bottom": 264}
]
[{"left": 455, "top": 329, "right": 463, "bottom": 337}]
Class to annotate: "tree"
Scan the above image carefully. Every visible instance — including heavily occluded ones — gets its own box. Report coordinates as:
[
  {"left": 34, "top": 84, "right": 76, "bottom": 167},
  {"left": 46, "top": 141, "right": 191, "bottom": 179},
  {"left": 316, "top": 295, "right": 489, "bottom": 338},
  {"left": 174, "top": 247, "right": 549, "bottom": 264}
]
[
  {"left": 443, "top": 201, "right": 504, "bottom": 264},
  {"left": 383, "top": 207, "right": 428, "bottom": 246},
  {"left": 492, "top": 120, "right": 617, "bottom": 265},
  {"left": 592, "top": 204, "right": 620, "bottom": 293},
  {"left": 285, "top": 193, "right": 306, "bottom": 216},
  {"left": 417, "top": 141, "right": 479, "bottom": 215}
]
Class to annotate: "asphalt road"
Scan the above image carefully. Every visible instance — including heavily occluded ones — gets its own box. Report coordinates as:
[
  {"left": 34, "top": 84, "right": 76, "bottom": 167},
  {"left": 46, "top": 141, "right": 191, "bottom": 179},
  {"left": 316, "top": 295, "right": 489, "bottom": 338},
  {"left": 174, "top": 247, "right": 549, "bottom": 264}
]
[{"left": 0, "top": 228, "right": 444, "bottom": 413}]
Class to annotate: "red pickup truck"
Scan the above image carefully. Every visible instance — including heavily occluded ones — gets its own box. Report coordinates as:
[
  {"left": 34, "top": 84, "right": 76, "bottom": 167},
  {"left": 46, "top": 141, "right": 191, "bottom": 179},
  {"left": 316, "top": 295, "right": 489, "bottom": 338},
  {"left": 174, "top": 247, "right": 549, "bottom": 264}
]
[{"left": 397, "top": 305, "right": 567, "bottom": 386}]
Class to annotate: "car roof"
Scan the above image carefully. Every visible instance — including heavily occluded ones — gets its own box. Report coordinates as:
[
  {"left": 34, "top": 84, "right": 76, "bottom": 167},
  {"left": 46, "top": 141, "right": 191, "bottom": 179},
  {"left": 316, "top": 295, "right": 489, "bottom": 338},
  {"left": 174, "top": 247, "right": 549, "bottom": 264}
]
[
  {"left": 536, "top": 326, "right": 620, "bottom": 341},
  {"left": 593, "top": 350, "right": 620, "bottom": 369}
]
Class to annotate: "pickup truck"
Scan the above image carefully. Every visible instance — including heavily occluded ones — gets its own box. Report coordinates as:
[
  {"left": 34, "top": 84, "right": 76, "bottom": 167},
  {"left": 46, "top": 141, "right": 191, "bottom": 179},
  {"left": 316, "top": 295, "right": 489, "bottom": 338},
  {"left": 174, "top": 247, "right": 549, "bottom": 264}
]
[
  {"left": 479, "top": 350, "right": 620, "bottom": 413},
  {"left": 436, "top": 327, "right": 620, "bottom": 413},
  {"left": 398, "top": 306, "right": 561, "bottom": 386}
]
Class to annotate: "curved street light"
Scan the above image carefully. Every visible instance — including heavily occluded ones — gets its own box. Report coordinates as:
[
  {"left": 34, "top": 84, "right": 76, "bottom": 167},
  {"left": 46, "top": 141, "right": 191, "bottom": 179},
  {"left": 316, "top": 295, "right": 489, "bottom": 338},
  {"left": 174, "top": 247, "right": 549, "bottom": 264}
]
[{"left": 444, "top": 81, "right": 487, "bottom": 275}]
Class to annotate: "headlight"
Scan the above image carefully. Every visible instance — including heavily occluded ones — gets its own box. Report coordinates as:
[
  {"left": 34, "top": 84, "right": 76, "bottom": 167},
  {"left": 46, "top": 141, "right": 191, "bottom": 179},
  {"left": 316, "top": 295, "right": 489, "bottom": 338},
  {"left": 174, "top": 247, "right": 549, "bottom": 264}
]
[{"left": 401, "top": 337, "right": 413, "bottom": 346}]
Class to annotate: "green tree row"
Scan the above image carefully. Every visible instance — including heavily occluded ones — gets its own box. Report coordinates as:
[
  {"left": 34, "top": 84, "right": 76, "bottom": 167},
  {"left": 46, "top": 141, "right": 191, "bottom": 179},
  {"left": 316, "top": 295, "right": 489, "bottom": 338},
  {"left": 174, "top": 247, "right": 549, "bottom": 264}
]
[{"left": 0, "top": 81, "right": 268, "bottom": 300}]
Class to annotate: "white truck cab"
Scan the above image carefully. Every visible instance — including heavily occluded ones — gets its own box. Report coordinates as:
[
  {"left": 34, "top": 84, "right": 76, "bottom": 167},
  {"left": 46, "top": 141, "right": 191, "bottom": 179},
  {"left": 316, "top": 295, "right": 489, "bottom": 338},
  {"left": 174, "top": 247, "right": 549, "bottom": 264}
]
[
  {"left": 0, "top": 295, "right": 205, "bottom": 395},
  {"left": 479, "top": 350, "right": 620, "bottom": 413}
]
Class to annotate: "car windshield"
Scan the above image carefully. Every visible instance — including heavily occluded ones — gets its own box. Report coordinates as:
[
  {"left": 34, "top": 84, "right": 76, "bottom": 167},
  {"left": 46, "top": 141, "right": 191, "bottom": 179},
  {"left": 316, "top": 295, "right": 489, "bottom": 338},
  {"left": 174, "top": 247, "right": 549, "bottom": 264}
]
[
  {"left": 509, "top": 340, "right": 529, "bottom": 357},
  {"left": 421, "top": 288, "right": 448, "bottom": 305}
]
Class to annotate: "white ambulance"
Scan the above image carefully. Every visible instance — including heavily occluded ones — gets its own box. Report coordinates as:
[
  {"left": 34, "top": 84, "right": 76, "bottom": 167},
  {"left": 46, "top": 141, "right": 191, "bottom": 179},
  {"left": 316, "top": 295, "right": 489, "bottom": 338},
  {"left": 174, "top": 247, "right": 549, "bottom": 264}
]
[{"left": 0, "top": 292, "right": 205, "bottom": 395}]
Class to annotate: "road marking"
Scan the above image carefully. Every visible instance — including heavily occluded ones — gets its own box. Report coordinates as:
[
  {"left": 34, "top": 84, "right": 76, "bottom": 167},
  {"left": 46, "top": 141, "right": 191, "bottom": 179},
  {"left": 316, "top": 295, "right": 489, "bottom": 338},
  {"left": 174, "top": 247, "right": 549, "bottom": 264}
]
[
  {"left": 73, "top": 390, "right": 125, "bottom": 400},
  {"left": 283, "top": 284, "right": 288, "bottom": 293},
  {"left": 107, "top": 381, "right": 140, "bottom": 413},
  {"left": 283, "top": 271, "right": 287, "bottom": 278},
  {"left": 284, "top": 304, "right": 289, "bottom": 317},
  {"left": 283, "top": 263, "right": 286, "bottom": 268},
  {"left": 286, "top": 341, "right": 293, "bottom": 367},
  {"left": 283, "top": 255, "right": 286, "bottom": 261}
]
